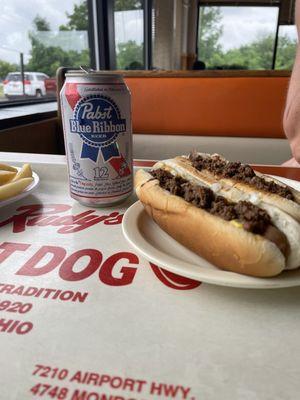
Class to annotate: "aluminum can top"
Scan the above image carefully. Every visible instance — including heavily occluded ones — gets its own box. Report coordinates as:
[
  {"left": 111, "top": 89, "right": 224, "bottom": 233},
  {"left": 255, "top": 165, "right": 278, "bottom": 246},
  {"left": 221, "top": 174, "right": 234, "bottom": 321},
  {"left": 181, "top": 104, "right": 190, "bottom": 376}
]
[{"left": 65, "top": 70, "right": 124, "bottom": 82}]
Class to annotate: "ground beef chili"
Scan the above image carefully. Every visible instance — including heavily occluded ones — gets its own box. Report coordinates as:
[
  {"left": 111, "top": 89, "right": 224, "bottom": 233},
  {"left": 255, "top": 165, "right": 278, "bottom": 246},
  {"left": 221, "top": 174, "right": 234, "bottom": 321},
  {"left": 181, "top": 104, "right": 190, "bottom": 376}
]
[
  {"left": 189, "top": 153, "right": 294, "bottom": 201},
  {"left": 150, "top": 169, "right": 271, "bottom": 234}
]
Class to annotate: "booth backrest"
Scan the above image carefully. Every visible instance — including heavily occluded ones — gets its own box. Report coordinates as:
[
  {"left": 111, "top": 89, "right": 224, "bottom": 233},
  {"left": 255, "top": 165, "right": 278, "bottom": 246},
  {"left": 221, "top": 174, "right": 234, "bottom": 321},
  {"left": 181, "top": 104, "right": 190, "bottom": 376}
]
[
  {"left": 124, "top": 74, "right": 290, "bottom": 138},
  {"left": 0, "top": 72, "right": 291, "bottom": 163}
]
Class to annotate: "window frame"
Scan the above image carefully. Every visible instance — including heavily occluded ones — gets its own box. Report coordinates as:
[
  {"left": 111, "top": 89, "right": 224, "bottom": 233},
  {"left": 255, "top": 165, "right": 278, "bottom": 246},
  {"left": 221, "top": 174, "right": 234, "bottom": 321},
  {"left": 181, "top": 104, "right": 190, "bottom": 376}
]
[{"left": 101, "top": 0, "right": 152, "bottom": 70}]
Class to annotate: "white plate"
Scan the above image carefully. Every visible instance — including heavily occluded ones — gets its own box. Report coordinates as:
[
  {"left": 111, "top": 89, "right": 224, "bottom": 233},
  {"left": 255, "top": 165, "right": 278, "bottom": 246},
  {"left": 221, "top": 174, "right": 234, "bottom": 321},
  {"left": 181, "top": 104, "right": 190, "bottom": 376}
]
[
  {"left": 122, "top": 175, "right": 300, "bottom": 289},
  {"left": 0, "top": 170, "right": 40, "bottom": 208}
]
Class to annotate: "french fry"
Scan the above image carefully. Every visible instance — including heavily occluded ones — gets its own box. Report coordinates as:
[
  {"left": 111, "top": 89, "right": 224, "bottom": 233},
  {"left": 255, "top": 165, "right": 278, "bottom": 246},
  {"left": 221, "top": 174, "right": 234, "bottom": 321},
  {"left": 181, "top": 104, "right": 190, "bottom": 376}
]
[
  {"left": 0, "top": 177, "right": 34, "bottom": 201},
  {"left": 11, "top": 163, "right": 33, "bottom": 181},
  {"left": 0, "top": 163, "right": 18, "bottom": 173},
  {"left": 0, "top": 170, "right": 17, "bottom": 185}
]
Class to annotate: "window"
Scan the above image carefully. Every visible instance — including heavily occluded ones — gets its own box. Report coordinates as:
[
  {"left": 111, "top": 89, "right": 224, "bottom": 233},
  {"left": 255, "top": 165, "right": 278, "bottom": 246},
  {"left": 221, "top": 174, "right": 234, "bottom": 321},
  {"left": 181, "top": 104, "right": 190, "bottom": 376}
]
[
  {"left": 36, "top": 74, "right": 47, "bottom": 81},
  {"left": 0, "top": 0, "right": 91, "bottom": 104},
  {"left": 114, "top": 0, "right": 144, "bottom": 69},
  {"left": 5, "top": 73, "right": 30, "bottom": 82},
  {"left": 197, "top": 6, "right": 279, "bottom": 70},
  {"left": 275, "top": 25, "right": 298, "bottom": 70}
]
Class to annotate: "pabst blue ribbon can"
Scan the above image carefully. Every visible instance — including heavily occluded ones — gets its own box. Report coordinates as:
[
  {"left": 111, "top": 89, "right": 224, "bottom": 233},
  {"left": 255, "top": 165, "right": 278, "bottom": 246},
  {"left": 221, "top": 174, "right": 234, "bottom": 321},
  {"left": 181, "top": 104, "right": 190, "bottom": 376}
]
[{"left": 60, "top": 71, "right": 133, "bottom": 206}]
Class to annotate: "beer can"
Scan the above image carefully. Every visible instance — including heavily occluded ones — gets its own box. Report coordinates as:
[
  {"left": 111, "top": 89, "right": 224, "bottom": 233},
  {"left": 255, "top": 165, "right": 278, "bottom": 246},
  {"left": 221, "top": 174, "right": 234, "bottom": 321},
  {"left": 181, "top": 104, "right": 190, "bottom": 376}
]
[{"left": 60, "top": 71, "right": 133, "bottom": 207}]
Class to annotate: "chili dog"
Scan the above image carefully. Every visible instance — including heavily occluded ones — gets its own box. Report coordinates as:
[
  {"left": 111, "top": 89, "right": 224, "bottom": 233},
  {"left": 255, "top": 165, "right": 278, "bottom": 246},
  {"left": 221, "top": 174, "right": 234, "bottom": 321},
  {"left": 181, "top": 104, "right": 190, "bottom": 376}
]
[
  {"left": 186, "top": 152, "right": 300, "bottom": 222},
  {"left": 135, "top": 156, "right": 300, "bottom": 277}
]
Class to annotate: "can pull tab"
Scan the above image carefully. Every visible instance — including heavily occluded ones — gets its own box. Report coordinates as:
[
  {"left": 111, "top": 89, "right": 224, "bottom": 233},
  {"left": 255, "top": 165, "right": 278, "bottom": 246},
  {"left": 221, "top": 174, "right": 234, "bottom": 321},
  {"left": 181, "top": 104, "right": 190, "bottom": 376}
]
[{"left": 80, "top": 65, "right": 95, "bottom": 74}]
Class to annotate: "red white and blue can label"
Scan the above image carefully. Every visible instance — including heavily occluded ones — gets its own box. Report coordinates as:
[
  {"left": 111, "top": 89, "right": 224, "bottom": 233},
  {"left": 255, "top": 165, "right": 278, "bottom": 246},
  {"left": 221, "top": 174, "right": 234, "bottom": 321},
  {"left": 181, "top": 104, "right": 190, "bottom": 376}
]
[{"left": 60, "top": 74, "right": 133, "bottom": 206}]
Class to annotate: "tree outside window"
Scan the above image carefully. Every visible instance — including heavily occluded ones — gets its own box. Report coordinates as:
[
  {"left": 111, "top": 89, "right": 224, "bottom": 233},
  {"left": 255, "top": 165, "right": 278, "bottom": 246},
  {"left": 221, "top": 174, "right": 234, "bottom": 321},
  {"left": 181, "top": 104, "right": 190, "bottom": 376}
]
[{"left": 198, "top": 6, "right": 297, "bottom": 70}]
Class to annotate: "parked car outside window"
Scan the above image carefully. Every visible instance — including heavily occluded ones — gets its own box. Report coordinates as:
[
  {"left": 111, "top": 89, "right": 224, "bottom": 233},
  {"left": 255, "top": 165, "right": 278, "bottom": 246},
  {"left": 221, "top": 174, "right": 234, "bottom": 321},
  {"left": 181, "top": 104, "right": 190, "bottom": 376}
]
[{"left": 3, "top": 72, "right": 49, "bottom": 99}]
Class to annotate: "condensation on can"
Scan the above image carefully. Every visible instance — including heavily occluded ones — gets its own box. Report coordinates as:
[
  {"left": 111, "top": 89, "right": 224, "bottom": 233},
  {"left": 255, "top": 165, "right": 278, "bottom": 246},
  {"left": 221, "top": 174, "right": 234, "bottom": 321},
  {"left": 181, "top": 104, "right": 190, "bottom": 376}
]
[{"left": 60, "top": 71, "right": 133, "bottom": 207}]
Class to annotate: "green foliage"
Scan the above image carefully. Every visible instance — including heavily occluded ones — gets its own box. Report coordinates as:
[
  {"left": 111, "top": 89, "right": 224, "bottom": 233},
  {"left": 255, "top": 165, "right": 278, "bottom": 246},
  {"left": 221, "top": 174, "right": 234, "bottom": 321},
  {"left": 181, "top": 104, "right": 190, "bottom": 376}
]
[
  {"left": 205, "top": 34, "right": 297, "bottom": 70},
  {"left": 276, "top": 34, "right": 297, "bottom": 70},
  {"left": 198, "top": 7, "right": 223, "bottom": 62},
  {"left": 115, "top": 0, "right": 142, "bottom": 11},
  {"left": 59, "top": 0, "right": 88, "bottom": 31},
  {"left": 116, "top": 40, "right": 143, "bottom": 69},
  {"left": 27, "top": 1, "right": 90, "bottom": 76},
  {"left": 33, "top": 15, "right": 50, "bottom": 31},
  {"left": 198, "top": 8, "right": 297, "bottom": 70},
  {"left": 26, "top": 40, "right": 89, "bottom": 76},
  {"left": 0, "top": 60, "right": 18, "bottom": 80},
  {"left": 211, "top": 34, "right": 274, "bottom": 69}
]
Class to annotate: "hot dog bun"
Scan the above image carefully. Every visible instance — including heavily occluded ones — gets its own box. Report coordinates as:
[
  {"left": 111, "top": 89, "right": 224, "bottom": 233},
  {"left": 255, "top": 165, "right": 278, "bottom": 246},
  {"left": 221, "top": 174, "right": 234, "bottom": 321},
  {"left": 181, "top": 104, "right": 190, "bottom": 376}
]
[{"left": 135, "top": 159, "right": 300, "bottom": 278}]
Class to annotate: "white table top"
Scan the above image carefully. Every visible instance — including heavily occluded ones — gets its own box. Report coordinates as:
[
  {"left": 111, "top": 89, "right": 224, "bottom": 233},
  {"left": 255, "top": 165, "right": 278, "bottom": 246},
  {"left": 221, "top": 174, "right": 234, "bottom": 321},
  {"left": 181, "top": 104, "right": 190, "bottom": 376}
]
[{"left": 0, "top": 152, "right": 299, "bottom": 400}]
